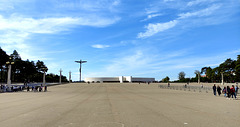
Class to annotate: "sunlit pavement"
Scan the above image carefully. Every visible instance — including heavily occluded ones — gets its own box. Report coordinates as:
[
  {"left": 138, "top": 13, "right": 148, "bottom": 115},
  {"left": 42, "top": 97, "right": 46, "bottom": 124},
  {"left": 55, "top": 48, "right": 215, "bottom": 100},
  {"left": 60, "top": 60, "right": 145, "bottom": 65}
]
[{"left": 0, "top": 83, "right": 239, "bottom": 127}]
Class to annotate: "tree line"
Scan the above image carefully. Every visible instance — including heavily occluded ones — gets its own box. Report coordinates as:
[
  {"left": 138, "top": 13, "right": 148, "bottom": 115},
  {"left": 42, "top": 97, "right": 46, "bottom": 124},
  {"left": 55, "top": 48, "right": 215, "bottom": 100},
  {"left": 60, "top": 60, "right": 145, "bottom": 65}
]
[
  {"left": 0, "top": 48, "right": 68, "bottom": 83},
  {"left": 162, "top": 55, "right": 240, "bottom": 83}
]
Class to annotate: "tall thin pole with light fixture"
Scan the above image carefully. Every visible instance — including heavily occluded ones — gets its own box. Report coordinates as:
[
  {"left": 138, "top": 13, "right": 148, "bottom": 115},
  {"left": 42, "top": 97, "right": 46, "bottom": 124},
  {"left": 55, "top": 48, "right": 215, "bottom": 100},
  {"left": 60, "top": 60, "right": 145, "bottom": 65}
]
[{"left": 59, "top": 69, "right": 62, "bottom": 84}]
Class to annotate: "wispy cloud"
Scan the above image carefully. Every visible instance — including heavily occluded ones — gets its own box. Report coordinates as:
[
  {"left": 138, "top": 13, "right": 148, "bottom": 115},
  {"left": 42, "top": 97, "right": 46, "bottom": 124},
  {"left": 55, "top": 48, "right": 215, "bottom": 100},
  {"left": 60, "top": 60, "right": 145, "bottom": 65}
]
[
  {"left": 138, "top": 2, "right": 224, "bottom": 38},
  {"left": 187, "top": 0, "right": 216, "bottom": 7},
  {"left": 178, "top": 4, "right": 221, "bottom": 19},
  {"left": 55, "top": 0, "right": 121, "bottom": 12},
  {"left": 97, "top": 50, "right": 154, "bottom": 76},
  {"left": 91, "top": 44, "right": 110, "bottom": 49},
  {"left": 0, "top": 13, "right": 119, "bottom": 59},
  {"left": 0, "top": 15, "right": 119, "bottom": 33},
  {"left": 0, "top": 2, "right": 14, "bottom": 10},
  {"left": 137, "top": 20, "right": 178, "bottom": 38},
  {"left": 141, "top": 13, "right": 163, "bottom": 21}
]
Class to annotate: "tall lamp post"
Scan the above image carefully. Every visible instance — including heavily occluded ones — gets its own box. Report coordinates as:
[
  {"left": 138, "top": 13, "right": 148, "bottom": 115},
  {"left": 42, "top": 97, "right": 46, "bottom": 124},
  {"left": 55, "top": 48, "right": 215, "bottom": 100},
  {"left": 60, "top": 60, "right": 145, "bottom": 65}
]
[
  {"left": 198, "top": 73, "right": 200, "bottom": 84},
  {"left": 221, "top": 72, "right": 224, "bottom": 85},
  {"left": 42, "top": 68, "right": 48, "bottom": 86},
  {"left": 69, "top": 71, "right": 71, "bottom": 83},
  {"left": 59, "top": 69, "right": 62, "bottom": 84},
  {"left": 75, "top": 60, "right": 87, "bottom": 82},
  {"left": 6, "top": 57, "right": 14, "bottom": 86}
]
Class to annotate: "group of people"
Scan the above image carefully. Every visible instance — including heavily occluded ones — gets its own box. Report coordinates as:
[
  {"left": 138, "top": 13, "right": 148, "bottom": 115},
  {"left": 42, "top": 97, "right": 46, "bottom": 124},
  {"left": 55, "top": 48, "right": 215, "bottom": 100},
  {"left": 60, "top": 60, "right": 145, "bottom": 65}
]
[
  {"left": 0, "top": 85, "right": 25, "bottom": 92},
  {"left": 212, "top": 84, "right": 238, "bottom": 99},
  {"left": 26, "top": 85, "right": 47, "bottom": 92},
  {"left": 0, "top": 85, "right": 7, "bottom": 92},
  {"left": 0, "top": 84, "right": 47, "bottom": 93}
]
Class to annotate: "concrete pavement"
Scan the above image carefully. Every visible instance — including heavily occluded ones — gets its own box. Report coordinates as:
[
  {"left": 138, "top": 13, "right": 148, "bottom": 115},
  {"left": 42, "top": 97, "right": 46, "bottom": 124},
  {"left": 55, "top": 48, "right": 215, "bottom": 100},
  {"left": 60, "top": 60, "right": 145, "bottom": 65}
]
[{"left": 0, "top": 83, "right": 239, "bottom": 127}]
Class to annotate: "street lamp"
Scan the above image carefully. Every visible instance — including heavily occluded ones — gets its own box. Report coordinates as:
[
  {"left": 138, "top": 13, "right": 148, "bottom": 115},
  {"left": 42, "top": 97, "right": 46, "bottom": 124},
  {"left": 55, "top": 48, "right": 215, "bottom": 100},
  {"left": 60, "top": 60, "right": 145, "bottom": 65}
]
[
  {"left": 59, "top": 69, "right": 62, "bottom": 84},
  {"left": 75, "top": 60, "right": 87, "bottom": 82},
  {"left": 198, "top": 73, "right": 200, "bottom": 84},
  {"left": 221, "top": 72, "right": 224, "bottom": 85},
  {"left": 6, "top": 57, "right": 14, "bottom": 86},
  {"left": 41, "top": 68, "right": 48, "bottom": 86},
  {"left": 69, "top": 71, "right": 71, "bottom": 83}
]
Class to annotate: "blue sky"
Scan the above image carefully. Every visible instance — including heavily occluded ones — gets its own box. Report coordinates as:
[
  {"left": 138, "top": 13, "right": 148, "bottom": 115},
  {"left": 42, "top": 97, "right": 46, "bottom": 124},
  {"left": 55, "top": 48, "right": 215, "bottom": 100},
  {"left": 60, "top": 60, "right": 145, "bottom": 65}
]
[{"left": 0, "top": 0, "right": 240, "bottom": 81}]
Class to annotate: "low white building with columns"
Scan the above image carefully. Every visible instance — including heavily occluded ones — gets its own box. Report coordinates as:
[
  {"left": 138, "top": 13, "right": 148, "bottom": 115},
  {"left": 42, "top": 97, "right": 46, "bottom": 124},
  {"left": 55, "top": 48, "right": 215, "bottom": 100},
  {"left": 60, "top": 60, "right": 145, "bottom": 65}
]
[{"left": 84, "top": 76, "right": 155, "bottom": 83}]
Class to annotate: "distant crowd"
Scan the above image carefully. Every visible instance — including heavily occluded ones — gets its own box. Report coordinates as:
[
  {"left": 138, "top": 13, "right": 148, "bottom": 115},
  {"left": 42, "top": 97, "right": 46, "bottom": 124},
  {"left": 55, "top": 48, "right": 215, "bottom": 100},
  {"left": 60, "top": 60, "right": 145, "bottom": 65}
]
[
  {"left": 212, "top": 84, "right": 238, "bottom": 99},
  {"left": 0, "top": 84, "right": 47, "bottom": 93}
]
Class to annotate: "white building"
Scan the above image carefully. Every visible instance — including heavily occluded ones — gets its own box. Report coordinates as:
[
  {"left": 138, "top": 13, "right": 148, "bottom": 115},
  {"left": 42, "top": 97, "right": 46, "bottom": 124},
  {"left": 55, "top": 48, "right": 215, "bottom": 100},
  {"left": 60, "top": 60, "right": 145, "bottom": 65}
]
[{"left": 84, "top": 76, "right": 155, "bottom": 83}]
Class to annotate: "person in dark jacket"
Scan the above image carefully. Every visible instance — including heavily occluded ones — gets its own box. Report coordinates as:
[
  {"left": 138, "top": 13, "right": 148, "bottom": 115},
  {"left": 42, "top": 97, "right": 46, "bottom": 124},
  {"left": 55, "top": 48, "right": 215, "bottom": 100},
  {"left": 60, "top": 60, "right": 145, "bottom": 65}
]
[
  {"left": 230, "top": 85, "right": 236, "bottom": 99},
  {"left": 212, "top": 84, "right": 216, "bottom": 96},
  {"left": 44, "top": 86, "right": 47, "bottom": 92},
  {"left": 27, "top": 86, "right": 30, "bottom": 92},
  {"left": 217, "top": 85, "right": 222, "bottom": 96},
  {"left": 227, "top": 86, "right": 231, "bottom": 98}
]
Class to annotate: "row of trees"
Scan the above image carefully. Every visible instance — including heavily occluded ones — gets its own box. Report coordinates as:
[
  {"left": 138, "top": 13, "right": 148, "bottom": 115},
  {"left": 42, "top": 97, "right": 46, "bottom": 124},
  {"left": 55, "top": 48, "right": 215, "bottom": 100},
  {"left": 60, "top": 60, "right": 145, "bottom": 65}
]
[
  {"left": 162, "top": 55, "right": 240, "bottom": 83},
  {"left": 200, "top": 55, "right": 240, "bottom": 83},
  {"left": 0, "top": 48, "right": 68, "bottom": 83}
]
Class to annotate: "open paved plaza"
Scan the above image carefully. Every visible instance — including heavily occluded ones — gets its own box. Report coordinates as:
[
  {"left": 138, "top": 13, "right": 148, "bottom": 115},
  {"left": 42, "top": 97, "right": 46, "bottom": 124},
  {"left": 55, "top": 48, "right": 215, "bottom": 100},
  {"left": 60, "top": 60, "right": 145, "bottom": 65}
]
[{"left": 0, "top": 83, "right": 239, "bottom": 127}]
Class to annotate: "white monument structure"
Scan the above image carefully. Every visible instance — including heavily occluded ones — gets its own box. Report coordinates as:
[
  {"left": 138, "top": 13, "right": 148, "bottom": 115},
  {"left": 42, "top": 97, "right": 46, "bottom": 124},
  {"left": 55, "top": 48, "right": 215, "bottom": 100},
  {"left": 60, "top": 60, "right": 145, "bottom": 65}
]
[{"left": 84, "top": 76, "right": 155, "bottom": 83}]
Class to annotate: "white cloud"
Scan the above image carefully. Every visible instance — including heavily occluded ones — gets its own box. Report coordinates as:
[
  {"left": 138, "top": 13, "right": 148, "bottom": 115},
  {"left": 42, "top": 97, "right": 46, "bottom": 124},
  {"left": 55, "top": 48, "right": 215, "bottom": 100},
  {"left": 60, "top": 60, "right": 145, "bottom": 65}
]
[
  {"left": 56, "top": 0, "right": 121, "bottom": 12},
  {"left": 178, "top": 4, "right": 221, "bottom": 19},
  {"left": 0, "top": 14, "right": 119, "bottom": 60},
  {"left": 101, "top": 50, "right": 153, "bottom": 76},
  {"left": 137, "top": 20, "right": 178, "bottom": 38},
  {"left": 92, "top": 44, "right": 110, "bottom": 49},
  {"left": 112, "top": 0, "right": 121, "bottom": 6},
  {"left": 0, "top": 15, "right": 120, "bottom": 33},
  {"left": 137, "top": 4, "right": 222, "bottom": 38},
  {"left": 141, "top": 13, "right": 162, "bottom": 21},
  {"left": 0, "top": 3, "right": 14, "bottom": 10},
  {"left": 148, "top": 13, "right": 162, "bottom": 19},
  {"left": 187, "top": 0, "right": 216, "bottom": 7}
]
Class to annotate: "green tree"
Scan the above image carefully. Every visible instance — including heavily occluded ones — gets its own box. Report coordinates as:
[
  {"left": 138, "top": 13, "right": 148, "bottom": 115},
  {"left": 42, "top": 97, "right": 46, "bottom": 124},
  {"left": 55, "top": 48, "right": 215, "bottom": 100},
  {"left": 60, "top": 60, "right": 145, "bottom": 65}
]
[
  {"left": 0, "top": 47, "right": 9, "bottom": 82},
  {"left": 11, "top": 50, "right": 21, "bottom": 60},
  {"left": 0, "top": 48, "right": 69, "bottom": 83},
  {"left": 235, "top": 55, "right": 240, "bottom": 82},
  {"left": 219, "top": 58, "right": 236, "bottom": 82},
  {"left": 178, "top": 71, "right": 186, "bottom": 81},
  {"left": 36, "top": 60, "right": 48, "bottom": 72},
  {"left": 201, "top": 67, "right": 213, "bottom": 82},
  {"left": 162, "top": 76, "right": 170, "bottom": 82}
]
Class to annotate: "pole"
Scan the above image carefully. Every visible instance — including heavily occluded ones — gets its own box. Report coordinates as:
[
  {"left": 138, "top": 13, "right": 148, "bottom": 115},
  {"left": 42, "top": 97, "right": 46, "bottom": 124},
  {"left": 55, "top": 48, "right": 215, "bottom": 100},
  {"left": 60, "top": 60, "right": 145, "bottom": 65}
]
[
  {"left": 80, "top": 62, "right": 81, "bottom": 82},
  {"left": 221, "top": 72, "right": 224, "bottom": 85},
  {"left": 198, "top": 73, "right": 200, "bottom": 84},
  {"left": 59, "top": 69, "right": 62, "bottom": 84},
  {"left": 69, "top": 71, "right": 71, "bottom": 83},
  {"left": 43, "top": 70, "right": 46, "bottom": 86},
  {"left": 7, "top": 64, "right": 11, "bottom": 86}
]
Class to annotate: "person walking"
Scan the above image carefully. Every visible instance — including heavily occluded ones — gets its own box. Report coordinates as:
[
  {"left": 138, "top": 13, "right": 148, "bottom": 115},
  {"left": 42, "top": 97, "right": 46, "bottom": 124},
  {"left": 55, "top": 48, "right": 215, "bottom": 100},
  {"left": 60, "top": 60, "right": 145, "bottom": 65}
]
[
  {"left": 212, "top": 84, "right": 217, "bottom": 96},
  {"left": 39, "top": 86, "right": 42, "bottom": 92},
  {"left": 235, "top": 85, "right": 239, "bottom": 96},
  {"left": 230, "top": 85, "right": 236, "bottom": 99},
  {"left": 27, "top": 86, "right": 30, "bottom": 92},
  {"left": 222, "top": 86, "right": 227, "bottom": 97},
  {"left": 227, "top": 86, "right": 231, "bottom": 98},
  {"left": 44, "top": 86, "right": 47, "bottom": 92},
  {"left": 217, "top": 85, "right": 222, "bottom": 96}
]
